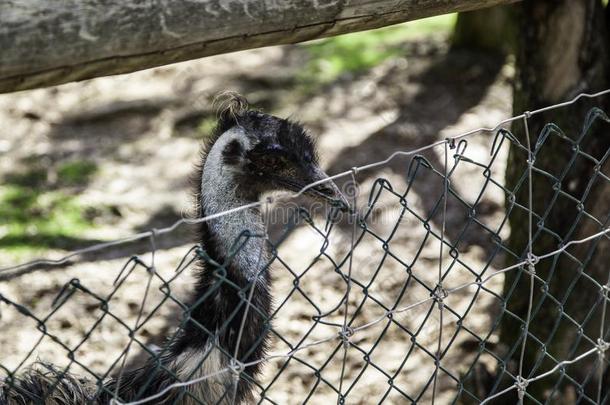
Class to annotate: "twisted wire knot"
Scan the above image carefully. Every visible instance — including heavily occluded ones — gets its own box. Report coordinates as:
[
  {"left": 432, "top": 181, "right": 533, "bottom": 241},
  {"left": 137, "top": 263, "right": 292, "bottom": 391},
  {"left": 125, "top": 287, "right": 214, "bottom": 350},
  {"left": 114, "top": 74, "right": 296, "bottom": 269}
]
[
  {"left": 229, "top": 359, "right": 245, "bottom": 376},
  {"left": 526, "top": 253, "right": 538, "bottom": 275},
  {"left": 433, "top": 285, "right": 449, "bottom": 310},
  {"left": 597, "top": 339, "right": 609, "bottom": 355},
  {"left": 338, "top": 326, "right": 355, "bottom": 347},
  {"left": 515, "top": 376, "right": 529, "bottom": 400}
]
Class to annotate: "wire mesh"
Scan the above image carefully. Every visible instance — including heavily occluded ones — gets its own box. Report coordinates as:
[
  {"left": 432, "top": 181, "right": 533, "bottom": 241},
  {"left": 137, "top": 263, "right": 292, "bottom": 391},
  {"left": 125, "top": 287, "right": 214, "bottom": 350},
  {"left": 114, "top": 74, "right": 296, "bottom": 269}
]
[{"left": 1, "top": 90, "right": 609, "bottom": 404}]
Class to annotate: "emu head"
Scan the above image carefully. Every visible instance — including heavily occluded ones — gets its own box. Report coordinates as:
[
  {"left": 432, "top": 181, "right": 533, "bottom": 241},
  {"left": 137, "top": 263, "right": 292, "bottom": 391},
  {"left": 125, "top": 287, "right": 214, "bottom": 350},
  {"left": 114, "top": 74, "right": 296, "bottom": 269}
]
[{"left": 206, "top": 93, "right": 348, "bottom": 209}]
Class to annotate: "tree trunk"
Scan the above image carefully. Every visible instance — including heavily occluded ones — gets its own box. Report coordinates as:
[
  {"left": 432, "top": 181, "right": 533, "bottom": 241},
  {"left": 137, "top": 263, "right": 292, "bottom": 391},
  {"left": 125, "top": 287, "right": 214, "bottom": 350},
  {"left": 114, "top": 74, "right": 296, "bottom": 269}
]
[
  {"left": 497, "top": 0, "right": 610, "bottom": 403},
  {"left": 452, "top": 5, "right": 516, "bottom": 54},
  {"left": 0, "top": 0, "right": 519, "bottom": 94}
]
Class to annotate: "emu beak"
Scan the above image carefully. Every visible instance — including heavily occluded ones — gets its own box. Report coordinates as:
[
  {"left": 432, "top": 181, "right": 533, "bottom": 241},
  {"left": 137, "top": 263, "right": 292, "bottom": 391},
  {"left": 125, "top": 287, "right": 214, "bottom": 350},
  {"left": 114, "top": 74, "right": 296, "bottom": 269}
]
[
  {"left": 306, "top": 167, "right": 350, "bottom": 212},
  {"left": 276, "top": 166, "right": 349, "bottom": 212}
]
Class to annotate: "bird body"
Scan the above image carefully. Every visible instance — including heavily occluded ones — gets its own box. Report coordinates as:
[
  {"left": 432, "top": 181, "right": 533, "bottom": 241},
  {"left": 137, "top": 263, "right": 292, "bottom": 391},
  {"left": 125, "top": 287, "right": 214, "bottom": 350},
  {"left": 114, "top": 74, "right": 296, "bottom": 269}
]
[{"left": 0, "top": 93, "right": 345, "bottom": 405}]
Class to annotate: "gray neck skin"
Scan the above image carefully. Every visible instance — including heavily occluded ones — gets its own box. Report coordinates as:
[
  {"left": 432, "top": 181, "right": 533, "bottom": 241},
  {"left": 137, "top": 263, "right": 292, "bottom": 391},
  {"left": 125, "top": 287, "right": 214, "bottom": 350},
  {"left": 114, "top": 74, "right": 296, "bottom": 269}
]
[{"left": 200, "top": 127, "right": 268, "bottom": 281}]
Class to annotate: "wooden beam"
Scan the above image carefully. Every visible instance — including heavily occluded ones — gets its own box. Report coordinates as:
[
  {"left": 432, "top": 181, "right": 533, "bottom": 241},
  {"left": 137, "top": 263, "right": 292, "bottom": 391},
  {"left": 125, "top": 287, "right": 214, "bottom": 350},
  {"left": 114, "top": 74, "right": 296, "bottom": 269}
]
[{"left": 0, "top": 0, "right": 518, "bottom": 94}]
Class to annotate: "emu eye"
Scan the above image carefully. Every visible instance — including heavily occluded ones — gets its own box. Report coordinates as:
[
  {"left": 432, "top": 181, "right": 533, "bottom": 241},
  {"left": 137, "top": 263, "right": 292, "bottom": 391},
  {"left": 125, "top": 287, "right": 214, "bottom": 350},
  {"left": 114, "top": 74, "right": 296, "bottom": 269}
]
[{"left": 259, "top": 155, "right": 285, "bottom": 171}]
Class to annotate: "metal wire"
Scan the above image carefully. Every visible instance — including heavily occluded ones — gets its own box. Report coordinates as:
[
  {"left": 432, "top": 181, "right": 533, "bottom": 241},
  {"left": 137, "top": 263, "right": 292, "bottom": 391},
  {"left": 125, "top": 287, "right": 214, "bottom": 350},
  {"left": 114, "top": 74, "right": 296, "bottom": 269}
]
[
  {"left": 1, "top": 91, "right": 610, "bottom": 404},
  {"left": 516, "top": 113, "right": 535, "bottom": 404},
  {"left": 2, "top": 88, "right": 609, "bottom": 277}
]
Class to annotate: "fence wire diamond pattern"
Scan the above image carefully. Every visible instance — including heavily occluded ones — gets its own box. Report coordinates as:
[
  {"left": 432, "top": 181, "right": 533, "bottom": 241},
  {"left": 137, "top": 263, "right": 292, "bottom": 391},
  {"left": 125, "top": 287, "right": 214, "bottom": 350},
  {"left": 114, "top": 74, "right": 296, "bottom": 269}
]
[{"left": 1, "top": 94, "right": 610, "bottom": 405}]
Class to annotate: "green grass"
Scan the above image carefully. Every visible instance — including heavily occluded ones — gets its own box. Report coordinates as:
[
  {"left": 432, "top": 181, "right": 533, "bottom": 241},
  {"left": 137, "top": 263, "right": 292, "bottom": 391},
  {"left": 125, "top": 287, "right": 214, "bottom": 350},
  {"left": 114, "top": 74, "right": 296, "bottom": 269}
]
[
  {"left": 300, "top": 13, "right": 457, "bottom": 84},
  {"left": 0, "top": 185, "right": 95, "bottom": 253},
  {"left": 57, "top": 160, "right": 98, "bottom": 186},
  {"left": 0, "top": 162, "right": 99, "bottom": 258}
]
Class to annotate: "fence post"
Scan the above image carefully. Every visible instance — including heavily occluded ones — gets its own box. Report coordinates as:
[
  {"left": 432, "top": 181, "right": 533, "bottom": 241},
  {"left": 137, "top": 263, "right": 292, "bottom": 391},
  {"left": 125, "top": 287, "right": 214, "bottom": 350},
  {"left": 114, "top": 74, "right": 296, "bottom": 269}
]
[{"left": 0, "top": 0, "right": 519, "bottom": 93}]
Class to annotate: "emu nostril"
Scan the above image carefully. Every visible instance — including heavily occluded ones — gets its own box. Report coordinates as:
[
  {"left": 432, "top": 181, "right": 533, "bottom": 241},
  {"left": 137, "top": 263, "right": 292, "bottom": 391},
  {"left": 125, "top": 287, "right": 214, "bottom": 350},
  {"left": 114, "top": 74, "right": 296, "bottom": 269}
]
[{"left": 315, "top": 184, "right": 336, "bottom": 197}]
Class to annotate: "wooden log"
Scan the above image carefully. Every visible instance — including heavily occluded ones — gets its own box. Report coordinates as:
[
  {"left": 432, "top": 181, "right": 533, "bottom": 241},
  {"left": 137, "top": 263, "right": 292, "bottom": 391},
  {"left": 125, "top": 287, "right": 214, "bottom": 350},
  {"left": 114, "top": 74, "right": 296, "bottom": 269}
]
[{"left": 0, "top": 0, "right": 518, "bottom": 94}]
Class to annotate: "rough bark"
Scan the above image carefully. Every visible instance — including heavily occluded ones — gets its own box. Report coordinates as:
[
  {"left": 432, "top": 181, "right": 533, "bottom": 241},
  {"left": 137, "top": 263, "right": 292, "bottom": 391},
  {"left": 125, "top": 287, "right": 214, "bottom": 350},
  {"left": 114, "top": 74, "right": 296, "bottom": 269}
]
[
  {"left": 0, "top": 0, "right": 519, "bottom": 94},
  {"left": 497, "top": 0, "right": 610, "bottom": 403}
]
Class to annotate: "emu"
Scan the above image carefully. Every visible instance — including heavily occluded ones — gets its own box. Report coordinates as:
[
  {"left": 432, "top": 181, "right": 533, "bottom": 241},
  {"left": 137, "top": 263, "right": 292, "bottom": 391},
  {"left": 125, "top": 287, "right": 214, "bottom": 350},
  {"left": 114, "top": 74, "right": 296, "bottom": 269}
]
[{"left": 0, "top": 93, "right": 347, "bottom": 405}]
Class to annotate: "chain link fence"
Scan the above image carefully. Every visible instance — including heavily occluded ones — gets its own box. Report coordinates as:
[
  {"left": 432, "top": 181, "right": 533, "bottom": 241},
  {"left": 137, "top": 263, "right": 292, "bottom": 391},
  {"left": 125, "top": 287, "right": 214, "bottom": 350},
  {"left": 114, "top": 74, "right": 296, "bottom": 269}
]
[{"left": 1, "top": 90, "right": 609, "bottom": 404}]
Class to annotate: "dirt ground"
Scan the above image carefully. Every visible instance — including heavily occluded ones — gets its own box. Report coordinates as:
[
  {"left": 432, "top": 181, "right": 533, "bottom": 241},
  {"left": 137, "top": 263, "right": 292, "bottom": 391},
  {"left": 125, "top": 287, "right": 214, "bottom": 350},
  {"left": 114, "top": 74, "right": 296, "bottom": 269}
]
[{"left": 0, "top": 37, "right": 514, "bottom": 404}]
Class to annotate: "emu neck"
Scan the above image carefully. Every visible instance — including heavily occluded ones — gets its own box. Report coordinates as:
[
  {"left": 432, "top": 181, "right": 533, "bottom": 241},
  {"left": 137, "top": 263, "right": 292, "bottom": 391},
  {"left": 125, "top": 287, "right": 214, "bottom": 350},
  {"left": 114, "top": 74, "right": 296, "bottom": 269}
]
[
  {"left": 179, "top": 127, "right": 273, "bottom": 386},
  {"left": 200, "top": 128, "right": 268, "bottom": 280}
]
